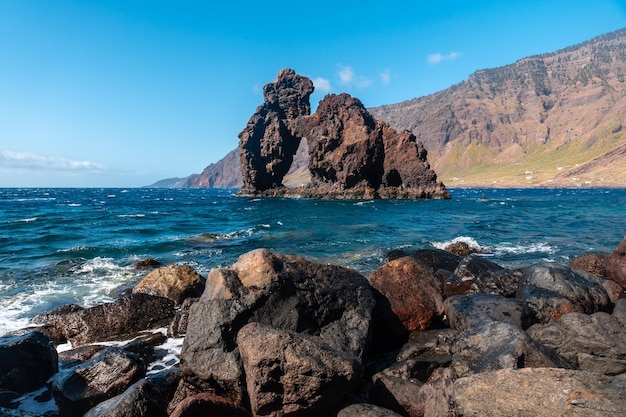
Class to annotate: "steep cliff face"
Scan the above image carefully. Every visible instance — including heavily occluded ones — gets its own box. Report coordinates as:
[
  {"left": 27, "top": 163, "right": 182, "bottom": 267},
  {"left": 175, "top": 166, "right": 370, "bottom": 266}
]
[
  {"left": 238, "top": 69, "right": 314, "bottom": 193},
  {"left": 370, "top": 28, "right": 626, "bottom": 186},
  {"left": 237, "top": 71, "right": 449, "bottom": 200}
]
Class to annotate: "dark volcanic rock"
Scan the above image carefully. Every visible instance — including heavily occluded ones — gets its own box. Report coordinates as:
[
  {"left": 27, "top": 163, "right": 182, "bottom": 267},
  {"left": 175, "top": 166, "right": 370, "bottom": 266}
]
[
  {"left": 237, "top": 322, "right": 361, "bottom": 417},
  {"left": 83, "top": 378, "right": 166, "bottom": 417},
  {"left": 169, "top": 392, "right": 251, "bottom": 417},
  {"left": 527, "top": 310, "right": 626, "bottom": 376},
  {"left": 180, "top": 248, "right": 375, "bottom": 402},
  {"left": 337, "top": 403, "right": 404, "bottom": 417},
  {"left": 443, "top": 293, "right": 531, "bottom": 331},
  {"left": 237, "top": 69, "right": 449, "bottom": 199},
  {"left": 238, "top": 68, "right": 314, "bottom": 193},
  {"left": 49, "top": 347, "right": 146, "bottom": 417},
  {"left": 43, "top": 293, "right": 175, "bottom": 347},
  {"left": 0, "top": 331, "right": 58, "bottom": 394},
  {"left": 516, "top": 262, "right": 611, "bottom": 323},
  {"left": 569, "top": 252, "right": 609, "bottom": 277}
]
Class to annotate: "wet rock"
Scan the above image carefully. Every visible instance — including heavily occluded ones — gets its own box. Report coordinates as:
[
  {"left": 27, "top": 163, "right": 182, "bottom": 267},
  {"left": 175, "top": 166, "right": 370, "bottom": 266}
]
[
  {"left": 367, "top": 256, "right": 444, "bottom": 331},
  {"left": 167, "top": 297, "right": 199, "bottom": 337},
  {"left": 444, "top": 255, "right": 512, "bottom": 297},
  {"left": 454, "top": 368, "right": 626, "bottom": 417},
  {"left": 132, "top": 265, "right": 205, "bottom": 305},
  {"left": 337, "top": 403, "right": 404, "bottom": 417},
  {"left": 444, "top": 241, "right": 478, "bottom": 256},
  {"left": 516, "top": 262, "right": 610, "bottom": 323},
  {"left": 0, "top": 331, "right": 58, "bottom": 394},
  {"left": 443, "top": 293, "right": 531, "bottom": 331},
  {"left": 606, "top": 236, "right": 626, "bottom": 289},
  {"left": 396, "top": 328, "right": 458, "bottom": 364},
  {"left": 133, "top": 258, "right": 162, "bottom": 270},
  {"left": 527, "top": 310, "right": 626, "bottom": 376},
  {"left": 49, "top": 347, "right": 146, "bottom": 417},
  {"left": 180, "top": 249, "right": 375, "bottom": 402},
  {"left": 46, "top": 293, "right": 176, "bottom": 347},
  {"left": 410, "top": 249, "right": 462, "bottom": 276},
  {"left": 451, "top": 321, "right": 572, "bottom": 377},
  {"left": 169, "top": 392, "right": 251, "bottom": 417},
  {"left": 83, "top": 378, "right": 166, "bottom": 417},
  {"left": 237, "top": 322, "right": 361, "bottom": 417}
]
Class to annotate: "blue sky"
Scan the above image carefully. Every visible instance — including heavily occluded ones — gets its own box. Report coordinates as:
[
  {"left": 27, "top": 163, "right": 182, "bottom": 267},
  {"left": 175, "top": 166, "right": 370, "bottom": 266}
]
[{"left": 1, "top": 0, "right": 625, "bottom": 187}]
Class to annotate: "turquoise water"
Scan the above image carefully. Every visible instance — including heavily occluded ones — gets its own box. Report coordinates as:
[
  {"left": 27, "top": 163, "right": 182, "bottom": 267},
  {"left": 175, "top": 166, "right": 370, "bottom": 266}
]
[{"left": 1, "top": 187, "right": 625, "bottom": 335}]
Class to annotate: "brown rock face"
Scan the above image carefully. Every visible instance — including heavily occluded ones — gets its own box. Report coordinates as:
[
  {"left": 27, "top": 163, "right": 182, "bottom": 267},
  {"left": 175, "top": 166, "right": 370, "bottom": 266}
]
[
  {"left": 238, "top": 69, "right": 314, "bottom": 192},
  {"left": 237, "top": 69, "right": 449, "bottom": 199},
  {"left": 606, "top": 236, "right": 626, "bottom": 289}
]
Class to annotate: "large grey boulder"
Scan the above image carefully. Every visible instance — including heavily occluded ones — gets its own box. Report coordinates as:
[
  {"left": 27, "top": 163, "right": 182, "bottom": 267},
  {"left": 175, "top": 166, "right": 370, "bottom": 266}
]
[
  {"left": 180, "top": 249, "right": 375, "bottom": 402},
  {"left": 527, "top": 309, "right": 626, "bottom": 376},
  {"left": 237, "top": 322, "right": 361, "bottom": 417},
  {"left": 443, "top": 293, "right": 531, "bottom": 331},
  {"left": 516, "top": 262, "right": 610, "bottom": 323}
]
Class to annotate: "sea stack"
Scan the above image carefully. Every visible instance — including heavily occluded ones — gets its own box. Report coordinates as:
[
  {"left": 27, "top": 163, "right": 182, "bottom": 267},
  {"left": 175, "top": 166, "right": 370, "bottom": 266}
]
[{"left": 237, "top": 68, "right": 450, "bottom": 199}]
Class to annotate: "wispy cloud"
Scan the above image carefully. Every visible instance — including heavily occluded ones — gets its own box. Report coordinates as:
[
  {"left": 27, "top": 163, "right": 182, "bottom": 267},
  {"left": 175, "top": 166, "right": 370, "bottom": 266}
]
[
  {"left": 337, "top": 65, "right": 371, "bottom": 88},
  {"left": 428, "top": 51, "right": 461, "bottom": 64},
  {"left": 0, "top": 150, "right": 105, "bottom": 172},
  {"left": 380, "top": 69, "right": 392, "bottom": 85},
  {"left": 313, "top": 77, "right": 332, "bottom": 93}
]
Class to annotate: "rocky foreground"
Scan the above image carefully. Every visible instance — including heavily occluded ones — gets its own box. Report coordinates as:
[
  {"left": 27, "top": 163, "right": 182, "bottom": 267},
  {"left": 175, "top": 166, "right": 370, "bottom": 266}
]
[{"left": 1, "top": 238, "right": 626, "bottom": 416}]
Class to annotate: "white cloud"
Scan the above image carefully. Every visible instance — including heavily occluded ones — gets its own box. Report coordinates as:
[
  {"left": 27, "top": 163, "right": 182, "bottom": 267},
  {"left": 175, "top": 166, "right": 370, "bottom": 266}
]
[
  {"left": 0, "top": 150, "right": 105, "bottom": 172},
  {"left": 337, "top": 65, "right": 371, "bottom": 88},
  {"left": 313, "top": 77, "right": 332, "bottom": 92},
  {"left": 428, "top": 51, "right": 461, "bottom": 64},
  {"left": 380, "top": 69, "right": 391, "bottom": 85}
]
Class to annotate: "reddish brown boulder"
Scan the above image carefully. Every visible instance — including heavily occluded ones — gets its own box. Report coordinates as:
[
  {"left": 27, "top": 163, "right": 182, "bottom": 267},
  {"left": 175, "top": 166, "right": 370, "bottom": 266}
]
[
  {"left": 606, "top": 236, "right": 626, "bottom": 289},
  {"left": 367, "top": 256, "right": 444, "bottom": 331},
  {"left": 569, "top": 253, "right": 609, "bottom": 277}
]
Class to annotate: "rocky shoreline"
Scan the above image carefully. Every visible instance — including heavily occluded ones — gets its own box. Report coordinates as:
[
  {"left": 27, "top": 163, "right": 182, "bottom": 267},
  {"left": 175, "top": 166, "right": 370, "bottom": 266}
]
[{"left": 1, "top": 237, "right": 625, "bottom": 416}]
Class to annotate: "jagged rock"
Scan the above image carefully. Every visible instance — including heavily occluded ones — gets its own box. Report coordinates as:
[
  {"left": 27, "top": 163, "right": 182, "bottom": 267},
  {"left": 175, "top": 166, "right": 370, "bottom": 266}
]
[
  {"left": 443, "top": 241, "right": 478, "bottom": 256},
  {"left": 527, "top": 309, "right": 626, "bottom": 376},
  {"left": 337, "top": 403, "right": 404, "bottom": 417},
  {"left": 180, "top": 249, "right": 375, "bottom": 402},
  {"left": 444, "top": 255, "right": 513, "bottom": 297},
  {"left": 0, "top": 331, "right": 58, "bottom": 394},
  {"left": 237, "top": 69, "right": 449, "bottom": 199},
  {"left": 451, "top": 320, "right": 572, "bottom": 377},
  {"left": 396, "top": 328, "right": 458, "bottom": 364},
  {"left": 237, "top": 322, "right": 361, "bottom": 417},
  {"left": 415, "top": 367, "right": 456, "bottom": 417},
  {"left": 49, "top": 347, "right": 146, "bottom": 417},
  {"left": 41, "top": 293, "right": 175, "bottom": 347},
  {"left": 169, "top": 392, "right": 251, "bottom": 417},
  {"left": 443, "top": 293, "right": 532, "bottom": 331},
  {"left": 132, "top": 258, "right": 162, "bottom": 270},
  {"left": 516, "top": 262, "right": 611, "bottom": 323},
  {"left": 238, "top": 68, "right": 314, "bottom": 193},
  {"left": 410, "top": 249, "right": 463, "bottom": 274},
  {"left": 453, "top": 368, "right": 626, "bottom": 417},
  {"left": 367, "top": 256, "right": 444, "bottom": 331},
  {"left": 132, "top": 265, "right": 205, "bottom": 305},
  {"left": 167, "top": 297, "right": 199, "bottom": 337},
  {"left": 606, "top": 236, "right": 626, "bottom": 289},
  {"left": 83, "top": 378, "right": 166, "bottom": 417}
]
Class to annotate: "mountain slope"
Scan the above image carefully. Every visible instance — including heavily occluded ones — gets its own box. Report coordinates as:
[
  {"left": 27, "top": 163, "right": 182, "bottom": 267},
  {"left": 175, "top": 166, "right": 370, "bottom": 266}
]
[{"left": 369, "top": 28, "right": 626, "bottom": 187}]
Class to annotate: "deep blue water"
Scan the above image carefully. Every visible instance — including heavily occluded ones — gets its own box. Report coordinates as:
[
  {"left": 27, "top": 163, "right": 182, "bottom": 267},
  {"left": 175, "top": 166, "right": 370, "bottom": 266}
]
[{"left": 1, "top": 187, "right": 625, "bottom": 335}]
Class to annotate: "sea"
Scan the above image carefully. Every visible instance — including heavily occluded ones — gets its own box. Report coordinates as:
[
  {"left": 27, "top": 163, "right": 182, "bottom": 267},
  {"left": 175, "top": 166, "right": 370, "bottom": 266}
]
[{"left": 1, "top": 186, "right": 625, "bottom": 337}]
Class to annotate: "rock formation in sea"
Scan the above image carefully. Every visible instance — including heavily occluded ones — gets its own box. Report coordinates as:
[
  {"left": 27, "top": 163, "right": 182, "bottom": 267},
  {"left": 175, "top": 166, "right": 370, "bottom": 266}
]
[{"left": 237, "top": 68, "right": 450, "bottom": 199}]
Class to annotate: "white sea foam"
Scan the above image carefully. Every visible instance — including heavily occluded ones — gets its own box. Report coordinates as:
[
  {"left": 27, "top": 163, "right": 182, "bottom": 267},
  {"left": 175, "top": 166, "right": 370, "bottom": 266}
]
[
  {"left": 117, "top": 213, "right": 146, "bottom": 218},
  {"left": 12, "top": 217, "right": 38, "bottom": 223},
  {"left": 67, "top": 203, "right": 82, "bottom": 207},
  {"left": 492, "top": 242, "right": 556, "bottom": 256},
  {"left": 432, "top": 236, "right": 483, "bottom": 251}
]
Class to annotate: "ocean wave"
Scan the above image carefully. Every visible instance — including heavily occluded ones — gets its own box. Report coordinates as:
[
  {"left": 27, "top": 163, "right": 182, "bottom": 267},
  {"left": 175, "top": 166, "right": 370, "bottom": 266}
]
[
  {"left": 117, "top": 213, "right": 146, "bottom": 218},
  {"left": 431, "top": 236, "right": 484, "bottom": 251},
  {"left": 491, "top": 242, "right": 557, "bottom": 256},
  {"left": 11, "top": 217, "right": 38, "bottom": 223}
]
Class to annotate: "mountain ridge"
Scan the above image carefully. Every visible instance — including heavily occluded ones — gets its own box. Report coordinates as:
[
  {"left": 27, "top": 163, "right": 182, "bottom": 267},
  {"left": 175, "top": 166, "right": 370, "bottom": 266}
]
[{"left": 149, "top": 28, "right": 626, "bottom": 188}]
